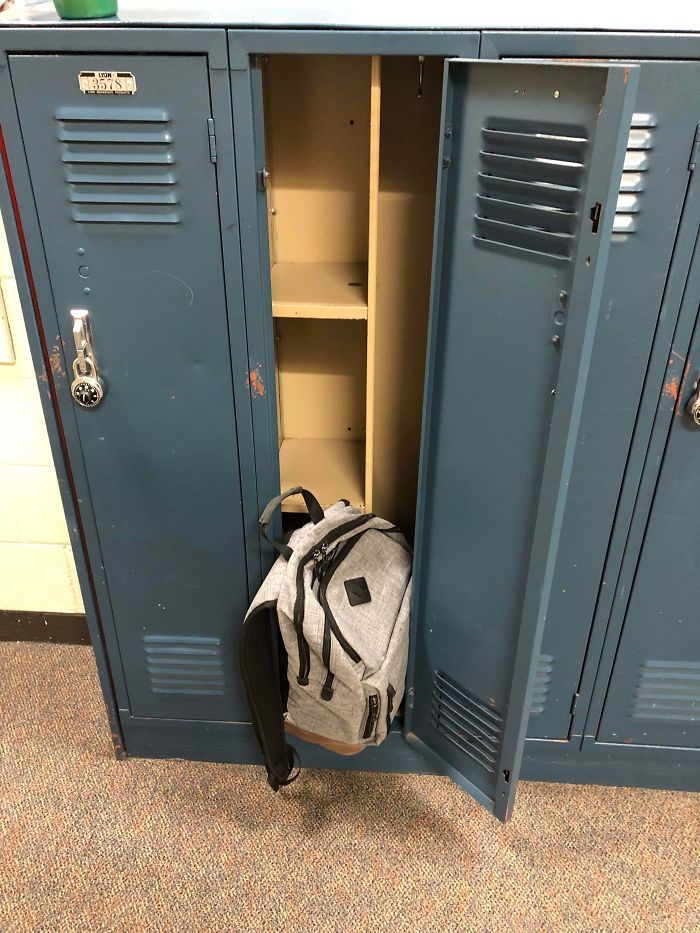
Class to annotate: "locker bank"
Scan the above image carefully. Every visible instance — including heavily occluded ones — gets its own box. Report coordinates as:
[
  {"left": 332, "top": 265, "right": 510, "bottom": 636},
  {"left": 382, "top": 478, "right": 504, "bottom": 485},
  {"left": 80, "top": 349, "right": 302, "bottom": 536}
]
[{"left": 0, "top": 3, "right": 698, "bottom": 821}]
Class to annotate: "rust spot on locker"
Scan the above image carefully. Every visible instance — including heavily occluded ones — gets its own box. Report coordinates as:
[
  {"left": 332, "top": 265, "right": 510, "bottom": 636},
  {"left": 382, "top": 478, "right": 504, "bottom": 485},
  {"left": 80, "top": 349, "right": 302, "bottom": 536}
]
[
  {"left": 675, "top": 359, "right": 694, "bottom": 417},
  {"left": 659, "top": 348, "right": 691, "bottom": 416},
  {"left": 110, "top": 731, "right": 126, "bottom": 759},
  {"left": 247, "top": 365, "right": 266, "bottom": 398},
  {"left": 662, "top": 376, "right": 679, "bottom": 404},
  {"left": 48, "top": 336, "right": 65, "bottom": 379}
]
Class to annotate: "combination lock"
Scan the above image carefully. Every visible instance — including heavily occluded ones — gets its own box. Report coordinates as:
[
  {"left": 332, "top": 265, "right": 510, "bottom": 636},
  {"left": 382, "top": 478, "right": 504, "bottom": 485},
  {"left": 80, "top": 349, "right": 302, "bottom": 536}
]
[
  {"left": 71, "top": 355, "right": 104, "bottom": 408},
  {"left": 69, "top": 309, "right": 105, "bottom": 409},
  {"left": 686, "top": 371, "right": 700, "bottom": 427}
]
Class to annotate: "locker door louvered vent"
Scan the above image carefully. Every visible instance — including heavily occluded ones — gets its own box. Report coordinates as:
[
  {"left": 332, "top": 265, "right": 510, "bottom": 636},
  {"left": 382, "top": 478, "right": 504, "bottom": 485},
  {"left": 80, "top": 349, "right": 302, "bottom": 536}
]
[
  {"left": 144, "top": 635, "right": 226, "bottom": 696},
  {"left": 631, "top": 660, "right": 700, "bottom": 722},
  {"left": 529, "top": 654, "right": 554, "bottom": 716},
  {"left": 432, "top": 670, "right": 503, "bottom": 773},
  {"left": 56, "top": 106, "right": 180, "bottom": 224},
  {"left": 475, "top": 118, "right": 588, "bottom": 262},
  {"left": 613, "top": 113, "right": 656, "bottom": 237}
]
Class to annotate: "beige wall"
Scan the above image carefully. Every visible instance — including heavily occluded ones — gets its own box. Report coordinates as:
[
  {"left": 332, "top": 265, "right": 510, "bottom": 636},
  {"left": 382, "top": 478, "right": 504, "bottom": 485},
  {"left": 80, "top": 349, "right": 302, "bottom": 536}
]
[{"left": 0, "top": 216, "right": 84, "bottom": 614}]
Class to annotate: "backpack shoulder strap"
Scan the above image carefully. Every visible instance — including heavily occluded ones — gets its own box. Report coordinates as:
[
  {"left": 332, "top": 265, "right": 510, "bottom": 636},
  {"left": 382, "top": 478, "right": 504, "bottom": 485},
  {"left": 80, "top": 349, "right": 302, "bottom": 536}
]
[{"left": 239, "top": 599, "right": 299, "bottom": 790}]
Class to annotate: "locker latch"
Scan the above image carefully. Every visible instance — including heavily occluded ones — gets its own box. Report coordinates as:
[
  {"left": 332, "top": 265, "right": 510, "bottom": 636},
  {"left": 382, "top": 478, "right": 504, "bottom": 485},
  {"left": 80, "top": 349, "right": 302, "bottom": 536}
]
[
  {"left": 417, "top": 56, "right": 425, "bottom": 99},
  {"left": 256, "top": 168, "right": 270, "bottom": 191},
  {"left": 70, "top": 309, "right": 104, "bottom": 409},
  {"left": 207, "top": 118, "right": 217, "bottom": 164},
  {"left": 685, "top": 371, "right": 700, "bottom": 426},
  {"left": 689, "top": 125, "right": 700, "bottom": 172}
]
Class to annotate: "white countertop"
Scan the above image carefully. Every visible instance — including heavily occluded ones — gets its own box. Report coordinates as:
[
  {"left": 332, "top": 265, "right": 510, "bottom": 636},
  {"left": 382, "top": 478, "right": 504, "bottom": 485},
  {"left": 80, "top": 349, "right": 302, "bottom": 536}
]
[{"left": 1, "top": 0, "right": 699, "bottom": 31}]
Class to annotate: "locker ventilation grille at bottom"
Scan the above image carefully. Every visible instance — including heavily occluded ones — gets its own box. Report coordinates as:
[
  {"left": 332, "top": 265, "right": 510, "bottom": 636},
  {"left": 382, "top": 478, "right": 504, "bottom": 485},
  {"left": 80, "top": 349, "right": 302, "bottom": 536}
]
[
  {"left": 631, "top": 660, "right": 700, "bottom": 722},
  {"left": 144, "top": 635, "right": 226, "bottom": 696},
  {"left": 432, "top": 670, "right": 503, "bottom": 773},
  {"left": 475, "top": 118, "right": 587, "bottom": 262}
]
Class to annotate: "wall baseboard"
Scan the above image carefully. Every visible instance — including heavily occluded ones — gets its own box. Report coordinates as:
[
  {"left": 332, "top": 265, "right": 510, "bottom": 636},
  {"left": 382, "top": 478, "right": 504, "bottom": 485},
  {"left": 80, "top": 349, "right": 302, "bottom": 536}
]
[{"left": 0, "top": 610, "right": 90, "bottom": 645}]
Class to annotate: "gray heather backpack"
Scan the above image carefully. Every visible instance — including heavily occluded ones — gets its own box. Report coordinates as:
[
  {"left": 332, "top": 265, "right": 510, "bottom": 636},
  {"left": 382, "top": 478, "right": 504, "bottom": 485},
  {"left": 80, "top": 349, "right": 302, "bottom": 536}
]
[{"left": 240, "top": 486, "right": 412, "bottom": 790}]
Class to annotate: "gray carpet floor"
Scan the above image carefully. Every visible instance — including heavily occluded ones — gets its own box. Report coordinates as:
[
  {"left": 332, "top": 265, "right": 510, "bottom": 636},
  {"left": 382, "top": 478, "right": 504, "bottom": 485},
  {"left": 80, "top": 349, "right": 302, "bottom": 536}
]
[{"left": 1, "top": 642, "right": 699, "bottom": 932}]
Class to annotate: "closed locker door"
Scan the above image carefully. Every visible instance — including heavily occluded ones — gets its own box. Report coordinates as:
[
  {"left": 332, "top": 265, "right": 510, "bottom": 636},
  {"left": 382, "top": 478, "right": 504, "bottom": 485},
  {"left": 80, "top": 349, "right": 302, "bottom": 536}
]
[
  {"left": 8, "top": 54, "right": 251, "bottom": 722},
  {"left": 596, "top": 256, "right": 700, "bottom": 749},
  {"left": 527, "top": 61, "right": 700, "bottom": 740}
]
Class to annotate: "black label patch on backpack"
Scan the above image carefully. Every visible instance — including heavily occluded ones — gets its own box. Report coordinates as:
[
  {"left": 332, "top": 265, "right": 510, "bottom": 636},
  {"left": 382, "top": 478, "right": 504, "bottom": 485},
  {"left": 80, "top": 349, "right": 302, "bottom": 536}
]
[{"left": 344, "top": 576, "right": 371, "bottom": 607}]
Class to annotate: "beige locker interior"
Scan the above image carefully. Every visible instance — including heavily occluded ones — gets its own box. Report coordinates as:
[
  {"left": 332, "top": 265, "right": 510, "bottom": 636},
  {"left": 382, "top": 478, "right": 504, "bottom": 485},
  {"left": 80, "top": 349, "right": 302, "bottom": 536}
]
[{"left": 263, "top": 54, "right": 444, "bottom": 531}]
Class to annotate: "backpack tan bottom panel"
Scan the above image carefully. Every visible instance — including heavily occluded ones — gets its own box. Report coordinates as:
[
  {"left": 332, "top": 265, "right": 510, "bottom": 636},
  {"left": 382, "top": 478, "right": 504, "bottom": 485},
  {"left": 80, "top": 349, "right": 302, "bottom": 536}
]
[{"left": 284, "top": 719, "right": 365, "bottom": 756}]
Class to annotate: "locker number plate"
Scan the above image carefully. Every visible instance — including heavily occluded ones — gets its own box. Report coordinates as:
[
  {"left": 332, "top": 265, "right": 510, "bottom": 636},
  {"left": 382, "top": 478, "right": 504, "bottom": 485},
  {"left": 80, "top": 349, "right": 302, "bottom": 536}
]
[{"left": 78, "top": 71, "right": 136, "bottom": 95}]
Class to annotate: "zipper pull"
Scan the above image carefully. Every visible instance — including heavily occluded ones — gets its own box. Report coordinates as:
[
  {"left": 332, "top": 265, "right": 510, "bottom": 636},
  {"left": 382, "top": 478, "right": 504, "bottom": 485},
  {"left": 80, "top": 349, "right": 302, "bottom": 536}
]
[
  {"left": 319, "top": 544, "right": 338, "bottom": 585},
  {"left": 311, "top": 543, "right": 328, "bottom": 591}
]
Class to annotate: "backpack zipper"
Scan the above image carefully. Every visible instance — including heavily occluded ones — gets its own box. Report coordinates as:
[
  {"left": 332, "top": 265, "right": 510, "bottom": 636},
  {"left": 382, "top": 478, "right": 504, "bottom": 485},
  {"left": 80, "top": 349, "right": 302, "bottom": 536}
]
[
  {"left": 318, "top": 526, "right": 404, "bottom": 699},
  {"left": 362, "top": 693, "right": 380, "bottom": 740},
  {"left": 318, "top": 538, "right": 358, "bottom": 700},
  {"left": 293, "top": 514, "right": 374, "bottom": 686},
  {"left": 311, "top": 541, "right": 335, "bottom": 591}
]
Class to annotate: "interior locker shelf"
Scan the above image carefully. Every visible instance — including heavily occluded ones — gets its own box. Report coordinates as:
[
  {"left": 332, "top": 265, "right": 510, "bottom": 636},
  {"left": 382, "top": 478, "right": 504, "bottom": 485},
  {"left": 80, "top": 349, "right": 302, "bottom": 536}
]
[
  {"left": 279, "top": 437, "right": 365, "bottom": 511},
  {"left": 271, "top": 261, "right": 369, "bottom": 319}
]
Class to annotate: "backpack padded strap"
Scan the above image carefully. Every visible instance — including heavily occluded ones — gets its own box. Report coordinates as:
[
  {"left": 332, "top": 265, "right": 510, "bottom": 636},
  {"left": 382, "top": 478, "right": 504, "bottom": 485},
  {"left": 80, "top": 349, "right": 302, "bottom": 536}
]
[{"left": 239, "top": 600, "right": 299, "bottom": 791}]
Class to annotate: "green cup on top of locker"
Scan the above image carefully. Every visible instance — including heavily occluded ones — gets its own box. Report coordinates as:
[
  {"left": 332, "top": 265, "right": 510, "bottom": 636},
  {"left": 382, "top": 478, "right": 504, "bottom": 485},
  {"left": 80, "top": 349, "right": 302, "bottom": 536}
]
[{"left": 53, "top": 0, "right": 117, "bottom": 18}]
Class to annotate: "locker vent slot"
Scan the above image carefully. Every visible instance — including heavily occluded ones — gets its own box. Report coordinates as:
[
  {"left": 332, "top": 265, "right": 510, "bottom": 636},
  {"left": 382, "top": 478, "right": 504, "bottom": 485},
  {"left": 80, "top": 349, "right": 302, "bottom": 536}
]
[
  {"left": 475, "top": 118, "right": 588, "bottom": 262},
  {"left": 432, "top": 670, "right": 503, "bottom": 773},
  {"left": 144, "top": 635, "right": 226, "bottom": 696},
  {"left": 613, "top": 113, "right": 656, "bottom": 238},
  {"left": 56, "top": 106, "right": 180, "bottom": 224},
  {"left": 631, "top": 660, "right": 700, "bottom": 722},
  {"left": 529, "top": 654, "right": 554, "bottom": 716}
]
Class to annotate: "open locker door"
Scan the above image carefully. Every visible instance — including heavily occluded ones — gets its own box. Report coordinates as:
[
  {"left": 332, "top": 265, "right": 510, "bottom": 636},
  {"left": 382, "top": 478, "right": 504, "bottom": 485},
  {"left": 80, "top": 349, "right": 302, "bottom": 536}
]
[{"left": 404, "top": 60, "right": 638, "bottom": 821}]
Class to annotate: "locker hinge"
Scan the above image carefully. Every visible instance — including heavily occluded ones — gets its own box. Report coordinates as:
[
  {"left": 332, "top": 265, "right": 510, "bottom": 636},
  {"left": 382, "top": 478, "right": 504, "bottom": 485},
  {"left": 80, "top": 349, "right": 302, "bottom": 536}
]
[
  {"left": 256, "top": 168, "right": 270, "bottom": 191},
  {"left": 689, "top": 125, "right": 700, "bottom": 171},
  {"left": 441, "top": 123, "right": 453, "bottom": 169},
  {"left": 207, "top": 117, "right": 217, "bottom": 163},
  {"left": 570, "top": 692, "right": 580, "bottom": 716}
]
